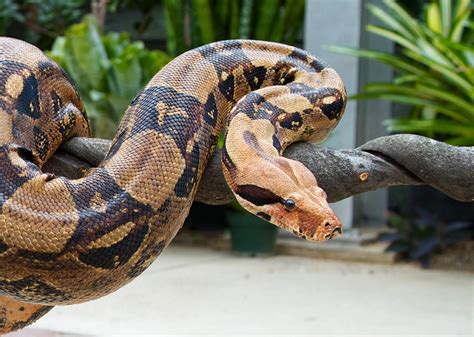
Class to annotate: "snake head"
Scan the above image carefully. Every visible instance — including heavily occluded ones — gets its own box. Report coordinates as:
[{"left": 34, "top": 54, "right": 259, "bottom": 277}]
[{"left": 233, "top": 158, "right": 343, "bottom": 242}]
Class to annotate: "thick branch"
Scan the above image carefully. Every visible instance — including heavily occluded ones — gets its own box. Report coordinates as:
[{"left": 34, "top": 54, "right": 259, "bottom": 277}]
[{"left": 42, "top": 135, "right": 473, "bottom": 204}]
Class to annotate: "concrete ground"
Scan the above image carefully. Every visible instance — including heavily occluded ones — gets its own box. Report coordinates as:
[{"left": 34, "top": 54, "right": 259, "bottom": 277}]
[{"left": 7, "top": 246, "right": 473, "bottom": 337}]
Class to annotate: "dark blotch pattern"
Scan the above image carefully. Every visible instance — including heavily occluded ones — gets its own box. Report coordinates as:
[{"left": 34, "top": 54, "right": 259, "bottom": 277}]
[
  {"left": 0, "top": 277, "right": 70, "bottom": 303},
  {"left": 272, "top": 134, "right": 282, "bottom": 152},
  {"left": 33, "top": 126, "right": 49, "bottom": 162},
  {"left": 56, "top": 108, "right": 77, "bottom": 137},
  {"left": 221, "top": 146, "right": 237, "bottom": 178},
  {"left": 129, "top": 86, "right": 201, "bottom": 156},
  {"left": 16, "top": 75, "right": 41, "bottom": 119},
  {"left": 64, "top": 169, "right": 154, "bottom": 252},
  {"left": 38, "top": 61, "right": 55, "bottom": 74},
  {"left": 10, "top": 306, "right": 53, "bottom": 332},
  {"left": 78, "top": 223, "right": 149, "bottom": 269},
  {"left": 16, "top": 250, "right": 59, "bottom": 261},
  {"left": 0, "top": 146, "right": 35, "bottom": 208},
  {"left": 256, "top": 212, "right": 271, "bottom": 221},
  {"left": 198, "top": 41, "right": 251, "bottom": 77},
  {"left": 235, "top": 184, "right": 282, "bottom": 206},
  {"left": 127, "top": 240, "right": 166, "bottom": 278},
  {"left": 218, "top": 73, "right": 235, "bottom": 101},
  {"left": 203, "top": 93, "right": 218, "bottom": 127},
  {"left": 0, "top": 241, "right": 7, "bottom": 254},
  {"left": 174, "top": 142, "right": 200, "bottom": 198},
  {"left": 244, "top": 66, "right": 267, "bottom": 91},
  {"left": 0, "top": 60, "right": 28, "bottom": 111},
  {"left": 104, "top": 129, "right": 127, "bottom": 162},
  {"left": 320, "top": 94, "right": 345, "bottom": 120},
  {"left": 236, "top": 91, "right": 284, "bottom": 121},
  {"left": 279, "top": 112, "right": 303, "bottom": 130},
  {"left": 51, "top": 90, "right": 62, "bottom": 114},
  {"left": 281, "top": 48, "right": 327, "bottom": 73},
  {"left": 242, "top": 130, "right": 259, "bottom": 148}
]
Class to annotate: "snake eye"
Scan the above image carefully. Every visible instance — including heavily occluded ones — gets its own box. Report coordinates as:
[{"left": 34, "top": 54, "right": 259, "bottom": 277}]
[{"left": 284, "top": 199, "right": 296, "bottom": 210}]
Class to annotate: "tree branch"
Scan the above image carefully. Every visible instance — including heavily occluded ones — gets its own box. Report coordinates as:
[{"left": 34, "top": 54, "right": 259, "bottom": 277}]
[{"left": 42, "top": 135, "right": 473, "bottom": 204}]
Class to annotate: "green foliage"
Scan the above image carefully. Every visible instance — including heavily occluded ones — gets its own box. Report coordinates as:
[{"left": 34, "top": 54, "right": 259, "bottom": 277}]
[
  {"left": 380, "top": 209, "right": 473, "bottom": 268},
  {"left": 48, "top": 15, "right": 171, "bottom": 139},
  {"left": 0, "top": 0, "right": 23, "bottom": 34},
  {"left": 116, "top": 0, "right": 305, "bottom": 56},
  {"left": 0, "top": 0, "right": 87, "bottom": 48},
  {"left": 331, "top": 0, "right": 474, "bottom": 145}
]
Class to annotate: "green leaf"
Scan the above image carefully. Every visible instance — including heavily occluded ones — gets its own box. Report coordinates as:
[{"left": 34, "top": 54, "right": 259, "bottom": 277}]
[
  {"left": 281, "top": 0, "right": 305, "bottom": 44},
  {"left": 47, "top": 15, "right": 172, "bottom": 139},
  {"left": 411, "top": 238, "right": 439, "bottom": 259},
  {"left": 366, "top": 24, "right": 419, "bottom": 52},
  {"left": 360, "top": 83, "right": 473, "bottom": 121},
  {"left": 229, "top": 0, "right": 240, "bottom": 39},
  {"left": 426, "top": 2, "right": 442, "bottom": 35},
  {"left": 191, "top": 0, "right": 215, "bottom": 44},
  {"left": 432, "top": 37, "right": 474, "bottom": 83},
  {"left": 367, "top": 2, "right": 414, "bottom": 40},
  {"left": 353, "top": 90, "right": 472, "bottom": 123},
  {"left": 107, "top": 48, "right": 142, "bottom": 100},
  {"left": 415, "top": 83, "right": 474, "bottom": 116},
  {"left": 163, "top": 0, "right": 185, "bottom": 56},
  {"left": 392, "top": 74, "right": 418, "bottom": 84},
  {"left": 439, "top": 0, "right": 452, "bottom": 37},
  {"left": 269, "top": 3, "right": 286, "bottom": 42},
  {"left": 139, "top": 50, "right": 172, "bottom": 83},
  {"left": 63, "top": 15, "right": 109, "bottom": 93},
  {"left": 415, "top": 37, "right": 452, "bottom": 67},
  {"left": 240, "top": 0, "right": 254, "bottom": 39},
  {"left": 404, "top": 49, "right": 473, "bottom": 98},
  {"left": 215, "top": 0, "right": 229, "bottom": 39},
  {"left": 383, "top": 0, "right": 424, "bottom": 38},
  {"left": 384, "top": 119, "right": 474, "bottom": 138},
  {"left": 328, "top": 46, "right": 429, "bottom": 77},
  {"left": 453, "top": 0, "right": 471, "bottom": 22},
  {"left": 47, "top": 36, "right": 67, "bottom": 68},
  {"left": 254, "top": 0, "right": 280, "bottom": 40}
]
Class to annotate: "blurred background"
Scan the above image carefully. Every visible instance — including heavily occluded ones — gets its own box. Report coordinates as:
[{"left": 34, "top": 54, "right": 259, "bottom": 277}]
[{"left": 1, "top": 0, "right": 473, "bottom": 336}]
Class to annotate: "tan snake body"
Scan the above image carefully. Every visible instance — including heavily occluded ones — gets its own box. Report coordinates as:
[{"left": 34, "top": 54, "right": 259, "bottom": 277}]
[{"left": 0, "top": 38, "right": 346, "bottom": 333}]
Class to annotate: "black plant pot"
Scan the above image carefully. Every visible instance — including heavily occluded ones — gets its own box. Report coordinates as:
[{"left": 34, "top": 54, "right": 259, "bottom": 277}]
[{"left": 226, "top": 212, "right": 278, "bottom": 256}]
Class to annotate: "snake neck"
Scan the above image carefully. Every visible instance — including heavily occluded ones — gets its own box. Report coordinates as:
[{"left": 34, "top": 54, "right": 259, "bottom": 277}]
[{"left": 221, "top": 73, "right": 346, "bottom": 240}]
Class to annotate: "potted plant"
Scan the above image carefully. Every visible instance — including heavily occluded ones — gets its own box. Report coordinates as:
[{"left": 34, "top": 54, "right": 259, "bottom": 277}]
[{"left": 226, "top": 200, "right": 278, "bottom": 256}]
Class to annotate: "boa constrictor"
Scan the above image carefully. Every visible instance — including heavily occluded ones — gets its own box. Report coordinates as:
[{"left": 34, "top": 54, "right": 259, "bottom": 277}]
[{"left": 0, "top": 37, "right": 346, "bottom": 333}]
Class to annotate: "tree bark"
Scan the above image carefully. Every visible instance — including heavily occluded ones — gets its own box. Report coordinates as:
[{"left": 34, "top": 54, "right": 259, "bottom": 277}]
[{"left": 42, "top": 135, "right": 473, "bottom": 204}]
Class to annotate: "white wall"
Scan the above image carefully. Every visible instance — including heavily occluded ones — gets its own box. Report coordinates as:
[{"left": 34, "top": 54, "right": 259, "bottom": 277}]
[
  {"left": 304, "top": 0, "right": 363, "bottom": 228},
  {"left": 304, "top": 0, "right": 392, "bottom": 228}
]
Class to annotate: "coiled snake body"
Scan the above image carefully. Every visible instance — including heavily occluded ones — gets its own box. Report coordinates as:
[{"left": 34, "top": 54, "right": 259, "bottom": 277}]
[{"left": 0, "top": 37, "right": 346, "bottom": 333}]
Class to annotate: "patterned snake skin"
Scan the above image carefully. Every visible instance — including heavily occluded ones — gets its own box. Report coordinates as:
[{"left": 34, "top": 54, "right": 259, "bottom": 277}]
[{"left": 0, "top": 37, "right": 346, "bottom": 332}]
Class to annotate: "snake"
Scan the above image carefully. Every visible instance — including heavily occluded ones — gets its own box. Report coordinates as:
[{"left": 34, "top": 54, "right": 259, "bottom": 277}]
[{"left": 0, "top": 37, "right": 346, "bottom": 333}]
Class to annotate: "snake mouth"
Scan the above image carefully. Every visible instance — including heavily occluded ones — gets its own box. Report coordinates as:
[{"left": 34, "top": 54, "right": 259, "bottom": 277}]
[
  {"left": 267, "top": 210, "right": 343, "bottom": 242},
  {"left": 323, "top": 226, "right": 343, "bottom": 241}
]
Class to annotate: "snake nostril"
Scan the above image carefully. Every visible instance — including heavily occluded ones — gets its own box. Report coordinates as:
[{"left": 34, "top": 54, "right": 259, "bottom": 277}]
[
  {"left": 324, "top": 222, "right": 331, "bottom": 228},
  {"left": 333, "top": 227, "right": 342, "bottom": 234}
]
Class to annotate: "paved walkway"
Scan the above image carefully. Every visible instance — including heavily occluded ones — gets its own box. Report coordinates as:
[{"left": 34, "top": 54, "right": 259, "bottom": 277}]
[{"left": 9, "top": 246, "right": 474, "bottom": 337}]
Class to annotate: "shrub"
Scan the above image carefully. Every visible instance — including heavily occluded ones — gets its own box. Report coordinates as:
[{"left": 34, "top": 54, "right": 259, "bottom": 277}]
[
  {"left": 332, "top": 0, "right": 474, "bottom": 145},
  {"left": 48, "top": 15, "right": 171, "bottom": 138}
]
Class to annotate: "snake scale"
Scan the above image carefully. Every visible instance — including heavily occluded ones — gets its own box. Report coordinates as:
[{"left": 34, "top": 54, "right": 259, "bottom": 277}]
[{"left": 0, "top": 37, "right": 346, "bottom": 333}]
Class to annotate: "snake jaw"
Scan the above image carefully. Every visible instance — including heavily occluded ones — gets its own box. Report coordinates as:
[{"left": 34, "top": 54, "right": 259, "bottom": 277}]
[
  {"left": 229, "top": 148, "right": 343, "bottom": 242},
  {"left": 270, "top": 202, "right": 342, "bottom": 242},
  {"left": 236, "top": 182, "right": 343, "bottom": 243}
]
